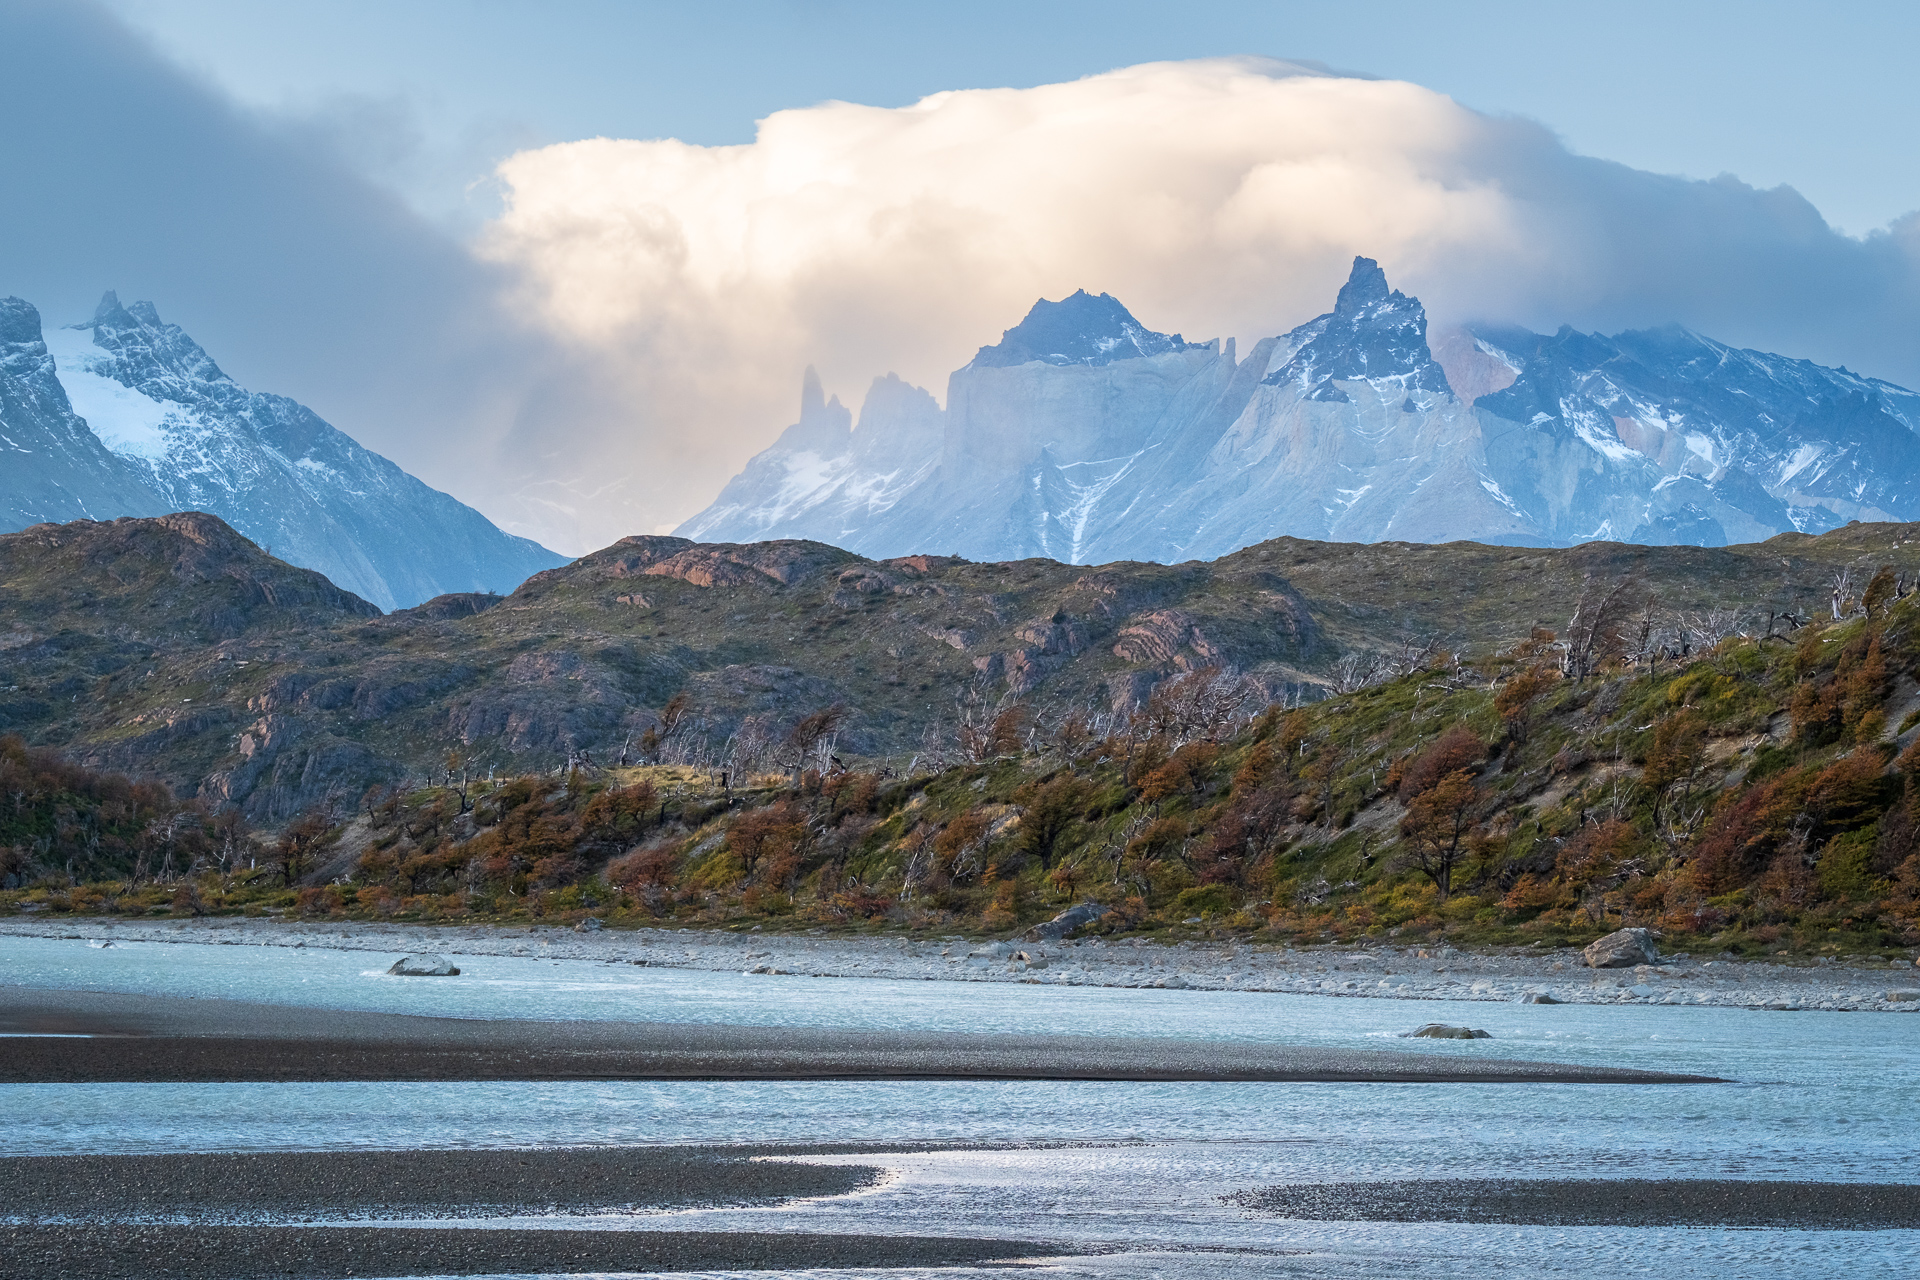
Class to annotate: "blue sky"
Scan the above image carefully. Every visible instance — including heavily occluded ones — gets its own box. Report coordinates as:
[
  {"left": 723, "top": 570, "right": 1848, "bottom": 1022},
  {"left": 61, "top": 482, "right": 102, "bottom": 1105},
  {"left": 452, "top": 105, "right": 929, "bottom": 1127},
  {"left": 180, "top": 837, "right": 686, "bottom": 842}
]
[{"left": 104, "top": 0, "right": 1919, "bottom": 235}]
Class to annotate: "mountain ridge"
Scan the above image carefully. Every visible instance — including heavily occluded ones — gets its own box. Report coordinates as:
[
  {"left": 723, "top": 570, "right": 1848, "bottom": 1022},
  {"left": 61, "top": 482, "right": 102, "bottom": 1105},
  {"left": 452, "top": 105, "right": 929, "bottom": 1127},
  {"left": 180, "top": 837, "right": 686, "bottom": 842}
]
[
  {"left": 1, "top": 292, "right": 565, "bottom": 609},
  {"left": 680, "top": 258, "right": 1920, "bottom": 563}
]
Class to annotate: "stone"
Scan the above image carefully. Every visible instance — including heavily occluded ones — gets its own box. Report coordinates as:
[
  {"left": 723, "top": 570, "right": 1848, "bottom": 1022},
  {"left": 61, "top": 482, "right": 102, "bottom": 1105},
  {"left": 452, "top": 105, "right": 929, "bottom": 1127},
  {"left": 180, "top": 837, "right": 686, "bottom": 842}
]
[
  {"left": 574, "top": 917, "right": 604, "bottom": 933},
  {"left": 1887, "top": 990, "right": 1920, "bottom": 1002},
  {"left": 1518, "top": 992, "right": 1562, "bottom": 1004},
  {"left": 1583, "top": 927, "right": 1659, "bottom": 969},
  {"left": 1402, "top": 1023, "right": 1492, "bottom": 1039},
  {"left": 1627, "top": 983, "right": 1658, "bottom": 998},
  {"left": 1024, "top": 901, "right": 1111, "bottom": 942},
  {"left": 387, "top": 954, "right": 460, "bottom": 977}
]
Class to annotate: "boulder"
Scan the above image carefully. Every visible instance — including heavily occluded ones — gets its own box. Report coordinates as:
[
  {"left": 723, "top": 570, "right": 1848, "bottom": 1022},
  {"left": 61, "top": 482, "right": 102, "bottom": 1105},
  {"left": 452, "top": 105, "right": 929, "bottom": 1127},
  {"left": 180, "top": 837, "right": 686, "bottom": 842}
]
[
  {"left": 574, "top": 917, "right": 604, "bottom": 933},
  {"left": 1402, "top": 1023, "right": 1492, "bottom": 1039},
  {"left": 1886, "top": 989, "right": 1920, "bottom": 1003},
  {"left": 1518, "top": 992, "right": 1562, "bottom": 1004},
  {"left": 1583, "top": 927, "right": 1658, "bottom": 969},
  {"left": 387, "top": 954, "right": 460, "bottom": 977},
  {"left": 1023, "top": 901, "right": 1110, "bottom": 942}
]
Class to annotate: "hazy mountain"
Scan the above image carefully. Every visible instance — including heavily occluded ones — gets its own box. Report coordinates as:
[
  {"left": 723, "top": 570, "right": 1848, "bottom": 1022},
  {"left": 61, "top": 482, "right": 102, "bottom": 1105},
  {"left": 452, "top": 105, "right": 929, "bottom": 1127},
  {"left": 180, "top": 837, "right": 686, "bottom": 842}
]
[
  {"left": 1, "top": 292, "right": 565, "bottom": 609},
  {"left": 682, "top": 259, "right": 1920, "bottom": 560}
]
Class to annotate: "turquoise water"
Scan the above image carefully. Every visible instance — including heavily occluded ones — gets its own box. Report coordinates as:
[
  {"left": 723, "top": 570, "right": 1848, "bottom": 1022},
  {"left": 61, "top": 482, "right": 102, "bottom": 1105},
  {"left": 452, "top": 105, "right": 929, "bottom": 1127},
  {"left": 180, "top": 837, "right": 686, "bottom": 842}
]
[{"left": 5, "top": 934, "right": 1917, "bottom": 1278}]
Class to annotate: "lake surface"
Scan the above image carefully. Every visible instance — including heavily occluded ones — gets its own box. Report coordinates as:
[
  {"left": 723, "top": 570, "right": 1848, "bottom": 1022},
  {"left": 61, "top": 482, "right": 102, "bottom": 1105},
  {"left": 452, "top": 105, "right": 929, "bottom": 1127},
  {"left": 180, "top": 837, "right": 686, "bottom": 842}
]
[{"left": 5, "top": 933, "right": 1917, "bottom": 1278}]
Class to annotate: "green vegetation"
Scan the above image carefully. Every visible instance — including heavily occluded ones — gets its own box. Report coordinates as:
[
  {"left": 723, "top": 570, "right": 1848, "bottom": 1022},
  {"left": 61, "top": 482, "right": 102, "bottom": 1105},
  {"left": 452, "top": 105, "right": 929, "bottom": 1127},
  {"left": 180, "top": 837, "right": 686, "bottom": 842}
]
[{"left": 12, "top": 589, "right": 1920, "bottom": 956}]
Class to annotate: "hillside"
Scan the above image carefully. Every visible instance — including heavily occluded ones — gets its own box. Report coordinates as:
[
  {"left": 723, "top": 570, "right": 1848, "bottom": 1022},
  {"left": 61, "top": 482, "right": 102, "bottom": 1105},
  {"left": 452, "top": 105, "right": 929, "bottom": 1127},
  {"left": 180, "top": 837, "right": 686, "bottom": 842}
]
[
  {"left": 10, "top": 567, "right": 1920, "bottom": 959},
  {"left": 6, "top": 512, "right": 1920, "bottom": 833}
]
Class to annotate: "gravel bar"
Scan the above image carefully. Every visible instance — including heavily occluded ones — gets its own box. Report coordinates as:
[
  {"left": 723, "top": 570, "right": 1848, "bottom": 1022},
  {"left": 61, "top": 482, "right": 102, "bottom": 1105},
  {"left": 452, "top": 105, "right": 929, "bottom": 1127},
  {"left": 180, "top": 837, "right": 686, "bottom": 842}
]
[
  {"left": 0, "top": 1146, "right": 886, "bottom": 1221},
  {"left": 1230, "top": 1178, "right": 1920, "bottom": 1229},
  {"left": 0, "top": 988, "right": 1723, "bottom": 1084},
  {"left": 0, "top": 1224, "right": 1052, "bottom": 1278}
]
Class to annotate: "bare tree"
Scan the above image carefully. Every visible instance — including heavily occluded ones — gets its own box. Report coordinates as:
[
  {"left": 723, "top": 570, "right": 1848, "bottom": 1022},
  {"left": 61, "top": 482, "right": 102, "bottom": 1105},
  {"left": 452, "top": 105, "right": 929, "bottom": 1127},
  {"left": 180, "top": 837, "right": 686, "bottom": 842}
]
[
  {"left": 778, "top": 705, "right": 847, "bottom": 788},
  {"left": 1561, "top": 575, "right": 1642, "bottom": 681}
]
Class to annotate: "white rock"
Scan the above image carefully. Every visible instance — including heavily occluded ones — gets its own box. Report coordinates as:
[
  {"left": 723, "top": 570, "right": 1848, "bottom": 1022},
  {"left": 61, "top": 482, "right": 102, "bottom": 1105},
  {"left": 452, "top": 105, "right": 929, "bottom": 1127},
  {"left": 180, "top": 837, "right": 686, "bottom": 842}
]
[{"left": 1402, "top": 1023, "right": 1492, "bottom": 1039}]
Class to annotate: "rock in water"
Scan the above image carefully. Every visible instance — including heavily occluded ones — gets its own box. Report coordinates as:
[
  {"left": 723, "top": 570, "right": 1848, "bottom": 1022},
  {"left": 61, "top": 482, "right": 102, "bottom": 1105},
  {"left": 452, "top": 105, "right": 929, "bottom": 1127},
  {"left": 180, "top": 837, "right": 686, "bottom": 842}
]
[
  {"left": 1518, "top": 992, "right": 1562, "bottom": 1004},
  {"left": 1403, "top": 1024, "right": 1492, "bottom": 1039},
  {"left": 387, "top": 954, "right": 460, "bottom": 976},
  {"left": 1024, "top": 902, "right": 1110, "bottom": 942},
  {"left": 1583, "top": 927, "right": 1659, "bottom": 969}
]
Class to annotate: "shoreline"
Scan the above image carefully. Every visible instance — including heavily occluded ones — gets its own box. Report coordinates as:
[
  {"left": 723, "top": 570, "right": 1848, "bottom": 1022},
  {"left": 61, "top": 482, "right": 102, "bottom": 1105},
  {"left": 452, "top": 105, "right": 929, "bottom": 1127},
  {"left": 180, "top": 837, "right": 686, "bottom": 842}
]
[{"left": 5, "top": 916, "right": 1918, "bottom": 1013}]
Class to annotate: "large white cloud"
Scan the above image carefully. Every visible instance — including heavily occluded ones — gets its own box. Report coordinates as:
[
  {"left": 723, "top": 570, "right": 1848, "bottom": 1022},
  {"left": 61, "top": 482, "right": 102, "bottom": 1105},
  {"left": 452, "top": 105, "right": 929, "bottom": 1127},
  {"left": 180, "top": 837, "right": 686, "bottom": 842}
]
[{"left": 481, "top": 57, "right": 1920, "bottom": 551}]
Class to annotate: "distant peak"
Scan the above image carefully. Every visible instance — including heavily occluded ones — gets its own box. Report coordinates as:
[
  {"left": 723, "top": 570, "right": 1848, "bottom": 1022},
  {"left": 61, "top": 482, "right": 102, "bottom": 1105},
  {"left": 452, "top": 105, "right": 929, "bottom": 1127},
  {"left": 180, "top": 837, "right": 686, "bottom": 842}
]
[
  {"left": 92, "top": 290, "right": 131, "bottom": 325},
  {"left": 1262, "top": 254, "right": 1448, "bottom": 397},
  {"left": 1334, "top": 257, "right": 1390, "bottom": 316},
  {"left": 801, "top": 364, "right": 825, "bottom": 417},
  {"left": 970, "top": 290, "right": 1198, "bottom": 369}
]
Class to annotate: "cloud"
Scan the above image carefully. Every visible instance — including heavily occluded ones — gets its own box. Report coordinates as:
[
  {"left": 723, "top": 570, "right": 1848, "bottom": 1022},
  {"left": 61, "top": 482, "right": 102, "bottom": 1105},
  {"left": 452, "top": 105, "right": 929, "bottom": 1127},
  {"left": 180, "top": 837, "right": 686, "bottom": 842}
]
[
  {"left": 0, "top": 0, "right": 628, "bottom": 552},
  {"left": 483, "top": 56, "right": 1920, "bottom": 543}
]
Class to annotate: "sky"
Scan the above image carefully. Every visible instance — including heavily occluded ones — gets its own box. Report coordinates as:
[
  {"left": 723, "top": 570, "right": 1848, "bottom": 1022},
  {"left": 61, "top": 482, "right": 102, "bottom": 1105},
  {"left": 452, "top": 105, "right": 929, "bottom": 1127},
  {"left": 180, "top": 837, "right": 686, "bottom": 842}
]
[{"left": 5, "top": 1, "right": 1919, "bottom": 554}]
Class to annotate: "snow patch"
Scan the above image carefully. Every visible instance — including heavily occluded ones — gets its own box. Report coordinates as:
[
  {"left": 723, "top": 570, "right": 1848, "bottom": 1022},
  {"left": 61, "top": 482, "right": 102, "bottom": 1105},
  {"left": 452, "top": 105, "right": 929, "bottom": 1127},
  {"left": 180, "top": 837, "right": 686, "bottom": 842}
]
[
  {"left": 42, "top": 327, "right": 176, "bottom": 460},
  {"left": 1570, "top": 416, "right": 1638, "bottom": 463}
]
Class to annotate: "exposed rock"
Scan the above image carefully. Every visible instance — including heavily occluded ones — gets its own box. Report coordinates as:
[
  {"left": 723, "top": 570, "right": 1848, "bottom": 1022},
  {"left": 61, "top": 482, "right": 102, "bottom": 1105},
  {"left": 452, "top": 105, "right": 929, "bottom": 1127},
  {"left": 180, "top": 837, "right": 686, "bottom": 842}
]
[
  {"left": 1402, "top": 1024, "right": 1492, "bottom": 1039},
  {"left": 387, "top": 954, "right": 460, "bottom": 976},
  {"left": 1518, "top": 992, "right": 1562, "bottom": 1004},
  {"left": 1584, "top": 927, "right": 1659, "bottom": 969},
  {"left": 1887, "top": 989, "right": 1920, "bottom": 1002},
  {"left": 574, "top": 917, "right": 603, "bottom": 933},
  {"left": 1024, "top": 902, "right": 1111, "bottom": 942}
]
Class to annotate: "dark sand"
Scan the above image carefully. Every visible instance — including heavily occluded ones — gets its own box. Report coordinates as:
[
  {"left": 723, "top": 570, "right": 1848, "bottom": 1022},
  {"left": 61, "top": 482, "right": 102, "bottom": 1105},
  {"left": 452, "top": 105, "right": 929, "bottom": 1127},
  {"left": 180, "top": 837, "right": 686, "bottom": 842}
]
[
  {"left": 0, "top": 1225, "right": 1050, "bottom": 1278},
  {"left": 0, "top": 988, "right": 1724, "bottom": 1083},
  {"left": 1231, "top": 1178, "right": 1920, "bottom": 1229},
  {"left": 0, "top": 1147, "right": 884, "bottom": 1220}
]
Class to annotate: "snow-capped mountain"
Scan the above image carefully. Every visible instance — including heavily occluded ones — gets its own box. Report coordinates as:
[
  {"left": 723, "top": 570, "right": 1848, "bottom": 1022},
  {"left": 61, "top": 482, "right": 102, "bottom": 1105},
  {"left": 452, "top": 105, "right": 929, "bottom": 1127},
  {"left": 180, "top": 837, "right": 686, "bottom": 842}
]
[
  {"left": 1, "top": 293, "right": 564, "bottom": 609},
  {"left": 680, "top": 258, "right": 1920, "bottom": 561},
  {"left": 0, "top": 298, "right": 168, "bottom": 531}
]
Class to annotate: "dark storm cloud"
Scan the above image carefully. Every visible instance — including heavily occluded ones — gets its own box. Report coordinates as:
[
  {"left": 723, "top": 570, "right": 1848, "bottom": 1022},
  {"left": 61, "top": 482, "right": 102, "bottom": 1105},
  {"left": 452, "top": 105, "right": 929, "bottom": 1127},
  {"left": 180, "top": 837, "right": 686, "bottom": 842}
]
[{"left": 0, "top": 0, "right": 608, "bottom": 548}]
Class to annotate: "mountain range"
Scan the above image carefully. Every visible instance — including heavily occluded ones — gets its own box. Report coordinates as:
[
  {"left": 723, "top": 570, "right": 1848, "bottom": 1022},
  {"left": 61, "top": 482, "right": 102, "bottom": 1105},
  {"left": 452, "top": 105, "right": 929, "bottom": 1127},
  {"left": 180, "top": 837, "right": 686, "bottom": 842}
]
[
  {"left": 0, "top": 293, "right": 563, "bottom": 609},
  {"left": 680, "top": 258, "right": 1920, "bottom": 560}
]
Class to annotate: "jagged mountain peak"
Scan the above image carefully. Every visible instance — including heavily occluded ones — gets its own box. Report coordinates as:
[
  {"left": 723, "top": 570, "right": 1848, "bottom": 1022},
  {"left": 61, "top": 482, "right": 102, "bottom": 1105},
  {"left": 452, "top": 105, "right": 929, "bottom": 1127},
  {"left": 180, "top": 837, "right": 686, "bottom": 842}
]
[
  {"left": 1263, "top": 255, "right": 1450, "bottom": 400},
  {"left": 970, "top": 288, "right": 1197, "bottom": 369},
  {"left": 1333, "top": 255, "right": 1391, "bottom": 315},
  {"left": 0, "top": 296, "right": 44, "bottom": 346},
  {"left": 78, "top": 292, "right": 231, "bottom": 391}
]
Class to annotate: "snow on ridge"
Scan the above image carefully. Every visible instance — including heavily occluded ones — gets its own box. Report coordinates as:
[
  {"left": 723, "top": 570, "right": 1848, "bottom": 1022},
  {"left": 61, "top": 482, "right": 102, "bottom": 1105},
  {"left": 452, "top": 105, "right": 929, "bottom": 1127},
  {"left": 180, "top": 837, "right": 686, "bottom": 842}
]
[{"left": 41, "top": 327, "right": 175, "bottom": 461}]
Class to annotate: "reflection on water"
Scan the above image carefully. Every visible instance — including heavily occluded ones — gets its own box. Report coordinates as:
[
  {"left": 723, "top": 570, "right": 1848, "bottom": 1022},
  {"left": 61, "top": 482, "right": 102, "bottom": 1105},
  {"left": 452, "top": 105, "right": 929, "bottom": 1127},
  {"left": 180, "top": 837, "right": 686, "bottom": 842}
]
[{"left": 6, "top": 934, "right": 1918, "bottom": 1278}]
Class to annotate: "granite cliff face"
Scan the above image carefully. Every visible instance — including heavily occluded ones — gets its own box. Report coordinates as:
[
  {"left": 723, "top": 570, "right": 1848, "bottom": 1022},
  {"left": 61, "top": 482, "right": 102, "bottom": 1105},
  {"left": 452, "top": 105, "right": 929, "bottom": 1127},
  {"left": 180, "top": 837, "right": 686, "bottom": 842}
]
[
  {"left": 1, "top": 293, "right": 565, "bottom": 608},
  {"left": 682, "top": 259, "right": 1920, "bottom": 560}
]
